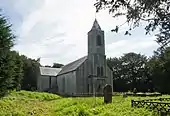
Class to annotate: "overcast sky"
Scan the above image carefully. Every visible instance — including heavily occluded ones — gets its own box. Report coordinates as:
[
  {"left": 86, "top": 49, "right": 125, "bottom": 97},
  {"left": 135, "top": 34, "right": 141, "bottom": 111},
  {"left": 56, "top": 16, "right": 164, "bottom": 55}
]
[{"left": 0, "top": 0, "right": 159, "bottom": 66}]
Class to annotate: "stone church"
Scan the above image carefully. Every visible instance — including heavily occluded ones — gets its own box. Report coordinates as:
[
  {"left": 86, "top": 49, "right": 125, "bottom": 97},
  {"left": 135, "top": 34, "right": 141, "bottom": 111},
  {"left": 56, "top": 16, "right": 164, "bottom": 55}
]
[{"left": 37, "top": 19, "right": 113, "bottom": 96}]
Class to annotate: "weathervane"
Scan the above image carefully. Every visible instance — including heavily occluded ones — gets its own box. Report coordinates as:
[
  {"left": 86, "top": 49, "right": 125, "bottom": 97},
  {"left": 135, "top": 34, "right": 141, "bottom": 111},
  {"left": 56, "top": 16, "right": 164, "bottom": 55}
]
[
  {"left": 95, "top": 11, "right": 97, "bottom": 19},
  {"left": 95, "top": 7, "right": 98, "bottom": 20}
]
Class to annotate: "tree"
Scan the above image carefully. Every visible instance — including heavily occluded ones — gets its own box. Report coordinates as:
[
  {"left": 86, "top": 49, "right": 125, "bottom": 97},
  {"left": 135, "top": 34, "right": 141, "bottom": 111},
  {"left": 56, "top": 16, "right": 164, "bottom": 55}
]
[
  {"left": 107, "top": 52, "right": 150, "bottom": 92},
  {"left": 148, "top": 47, "right": 170, "bottom": 93},
  {"left": 95, "top": 0, "right": 170, "bottom": 50},
  {"left": 52, "top": 63, "right": 64, "bottom": 68},
  {"left": 0, "top": 14, "right": 16, "bottom": 96},
  {"left": 107, "top": 57, "right": 122, "bottom": 79},
  {"left": 10, "top": 51, "right": 23, "bottom": 91},
  {"left": 107, "top": 57, "right": 127, "bottom": 91},
  {"left": 20, "top": 55, "right": 40, "bottom": 91},
  {"left": 120, "top": 53, "right": 150, "bottom": 91}
]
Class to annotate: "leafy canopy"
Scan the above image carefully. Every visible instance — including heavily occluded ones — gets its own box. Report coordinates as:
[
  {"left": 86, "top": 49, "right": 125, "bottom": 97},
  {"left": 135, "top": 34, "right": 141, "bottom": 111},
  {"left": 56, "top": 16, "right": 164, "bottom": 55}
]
[{"left": 107, "top": 52, "right": 150, "bottom": 92}]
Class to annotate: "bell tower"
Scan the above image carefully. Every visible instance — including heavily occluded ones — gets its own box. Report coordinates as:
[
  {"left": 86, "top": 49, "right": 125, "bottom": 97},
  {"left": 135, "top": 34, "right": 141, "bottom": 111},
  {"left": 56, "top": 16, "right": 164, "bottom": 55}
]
[{"left": 87, "top": 19, "right": 106, "bottom": 77}]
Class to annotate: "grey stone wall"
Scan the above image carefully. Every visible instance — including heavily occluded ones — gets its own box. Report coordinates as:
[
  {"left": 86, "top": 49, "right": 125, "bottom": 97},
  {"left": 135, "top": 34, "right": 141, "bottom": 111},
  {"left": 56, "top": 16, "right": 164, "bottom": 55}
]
[
  {"left": 57, "top": 71, "right": 76, "bottom": 95},
  {"left": 88, "top": 30, "right": 105, "bottom": 55},
  {"left": 37, "top": 75, "right": 57, "bottom": 92},
  {"left": 76, "top": 60, "right": 88, "bottom": 94},
  {"left": 38, "top": 75, "right": 49, "bottom": 91}
]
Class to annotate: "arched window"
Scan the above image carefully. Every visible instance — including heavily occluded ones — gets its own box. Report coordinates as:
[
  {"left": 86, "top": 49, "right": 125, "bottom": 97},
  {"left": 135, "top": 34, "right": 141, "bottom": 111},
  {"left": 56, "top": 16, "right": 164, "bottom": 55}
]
[
  {"left": 96, "top": 35, "right": 102, "bottom": 46},
  {"left": 97, "top": 66, "right": 104, "bottom": 76},
  {"left": 101, "top": 67, "right": 103, "bottom": 76},
  {"left": 97, "top": 67, "right": 100, "bottom": 76},
  {"left": 49, "top": 76, "right": 52, "bottom": 89},
  {"left": 97, "top": 84, "right": 101, "bottom": 92},
  {"left": 87, "top": 84, "right": 89, "bottom": 93}
]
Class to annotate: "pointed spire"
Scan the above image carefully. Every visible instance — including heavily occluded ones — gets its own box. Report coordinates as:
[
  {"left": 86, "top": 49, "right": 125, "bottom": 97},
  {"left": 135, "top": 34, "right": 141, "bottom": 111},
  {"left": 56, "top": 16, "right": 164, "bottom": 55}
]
[{"left": 91, "top": 18, "right": 101, "bottom": 30}]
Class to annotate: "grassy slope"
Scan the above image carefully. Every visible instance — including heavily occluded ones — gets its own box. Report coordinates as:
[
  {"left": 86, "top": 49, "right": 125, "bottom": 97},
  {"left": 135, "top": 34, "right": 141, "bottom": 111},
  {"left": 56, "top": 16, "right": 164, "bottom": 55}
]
[{"left": 0, "top": 91, "right": 162, "bottom": 116}]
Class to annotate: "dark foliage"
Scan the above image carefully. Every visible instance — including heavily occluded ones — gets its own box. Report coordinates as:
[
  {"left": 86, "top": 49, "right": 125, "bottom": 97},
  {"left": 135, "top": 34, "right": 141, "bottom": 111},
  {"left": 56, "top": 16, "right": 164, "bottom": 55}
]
[
  {"left": 107, "top": 47, "right": 170, "bottom": 94},
  {"left": 20, "top": 55, "right": 40, "bottom": 91},
  {"left": 107, "top": 52, "right": 150, "bottom": 92},
  {"left": 52, "top": 63, "right": 64, "bottom": 68},
  {"left": 0, "top": 14, "right": 20, "bottom": 97},
  {"left": 148, "top": 47, "right": 170, "bottom": 94}
]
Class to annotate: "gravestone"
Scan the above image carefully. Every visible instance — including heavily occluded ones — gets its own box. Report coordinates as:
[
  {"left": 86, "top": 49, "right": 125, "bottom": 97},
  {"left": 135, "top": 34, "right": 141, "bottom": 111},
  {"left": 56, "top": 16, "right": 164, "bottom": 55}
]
[{"left": 103, "top": 84, "right": 112, "bottom": 103}]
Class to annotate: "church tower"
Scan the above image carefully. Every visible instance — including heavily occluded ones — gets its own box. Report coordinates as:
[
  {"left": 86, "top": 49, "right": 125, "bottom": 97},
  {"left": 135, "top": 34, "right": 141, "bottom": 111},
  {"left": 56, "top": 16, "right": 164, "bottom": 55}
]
[{"left": 87, "top": 19, "right": 107, "bottom": 78}]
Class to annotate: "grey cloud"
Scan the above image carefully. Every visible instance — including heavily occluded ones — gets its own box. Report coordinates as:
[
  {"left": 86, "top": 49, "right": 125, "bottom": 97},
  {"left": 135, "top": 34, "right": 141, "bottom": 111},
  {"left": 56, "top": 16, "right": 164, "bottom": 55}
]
[
  {"left": 46, "top": 33, "right": 67, "bottom": 40},
  {"left": 18, "top": 21, "right": 66, "bottom": 45},
  {"left": 105, "top": 36, "right": 159, "bottom": 59},
  {"left": 105, "top": 26, "right": 157, "bottom": 45},
  {"left": 41, "top": 43, "right": 76, "bottom": 57}
]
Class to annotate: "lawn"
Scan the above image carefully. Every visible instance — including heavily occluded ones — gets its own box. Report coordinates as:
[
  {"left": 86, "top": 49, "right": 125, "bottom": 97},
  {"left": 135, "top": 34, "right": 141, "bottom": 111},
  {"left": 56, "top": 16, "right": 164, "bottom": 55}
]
[{"left": 0, "top": 91, "right": 165, "bottom": 116}]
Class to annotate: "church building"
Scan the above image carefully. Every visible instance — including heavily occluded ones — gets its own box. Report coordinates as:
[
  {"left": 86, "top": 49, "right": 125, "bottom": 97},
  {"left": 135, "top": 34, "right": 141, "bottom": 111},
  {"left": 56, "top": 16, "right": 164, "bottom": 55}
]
[{"left": 56, "top": 19, "right": 113, "bottom": 96}]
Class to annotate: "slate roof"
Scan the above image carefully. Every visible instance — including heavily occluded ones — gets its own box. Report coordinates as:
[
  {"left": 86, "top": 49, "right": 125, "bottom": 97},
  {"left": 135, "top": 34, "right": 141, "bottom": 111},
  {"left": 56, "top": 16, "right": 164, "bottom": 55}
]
[
  {"left": 39, "top": 67, "right": 62, "bottom": 76},
  {"left": 57, "top": 56, "right": 87, "bottom": 76},
  {"left": 91, "top": 19, "right": 101, "bottom": 30}
]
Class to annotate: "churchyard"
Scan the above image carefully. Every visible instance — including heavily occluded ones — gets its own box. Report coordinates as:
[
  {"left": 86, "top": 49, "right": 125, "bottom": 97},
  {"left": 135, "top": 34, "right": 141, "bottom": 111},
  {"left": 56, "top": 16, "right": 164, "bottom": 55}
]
[{"left": 1, "top": 90, "right": 170, "bottom": 116}]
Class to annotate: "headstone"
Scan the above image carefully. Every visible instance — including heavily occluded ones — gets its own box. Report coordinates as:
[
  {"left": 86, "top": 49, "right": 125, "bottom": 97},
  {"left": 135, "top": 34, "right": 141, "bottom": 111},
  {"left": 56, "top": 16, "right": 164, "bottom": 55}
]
[{"left": 103, "top": 84, "right": 112, "bottom": 103}]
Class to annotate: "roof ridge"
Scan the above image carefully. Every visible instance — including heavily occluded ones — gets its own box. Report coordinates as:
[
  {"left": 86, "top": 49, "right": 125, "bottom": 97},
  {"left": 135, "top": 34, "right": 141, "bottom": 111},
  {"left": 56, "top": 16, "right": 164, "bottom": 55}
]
[
  {"left": 39, "top": 66, "right": 61, "bottom": 69},
  {"left": 57, "top": 56, "right": 87, "bottom": 76},
  {"left": 62, "top": 56, "right": 87, "bottom": 68}
]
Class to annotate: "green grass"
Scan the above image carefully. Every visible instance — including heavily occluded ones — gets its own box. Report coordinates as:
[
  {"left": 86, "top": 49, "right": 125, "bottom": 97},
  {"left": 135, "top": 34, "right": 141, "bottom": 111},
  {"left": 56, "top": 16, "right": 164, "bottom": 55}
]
[{"left": 0, "top": 91, "right": 167, "bottom": 116}]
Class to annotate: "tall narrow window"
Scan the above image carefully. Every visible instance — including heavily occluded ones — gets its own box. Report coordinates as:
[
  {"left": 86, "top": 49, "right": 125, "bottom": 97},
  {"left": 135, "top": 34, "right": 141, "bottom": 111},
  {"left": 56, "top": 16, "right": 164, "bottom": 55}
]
[
  {"left": 49, "top": 76, "right": 52, "bottom": 89},
  {"left": 96, "top": 35, "right": 102, "bottom": 46},
  {"left": 97, "top": 84, "right": 101, "bottom": 92},
  {"left": 87, "top": 84, "right": 89, "bottom": 93},
  {"left": 101, "top": 67, "right": 103, "bottom": 76},
  {"left": 97, "top": 67, "right": 100, "bottom": 76}
]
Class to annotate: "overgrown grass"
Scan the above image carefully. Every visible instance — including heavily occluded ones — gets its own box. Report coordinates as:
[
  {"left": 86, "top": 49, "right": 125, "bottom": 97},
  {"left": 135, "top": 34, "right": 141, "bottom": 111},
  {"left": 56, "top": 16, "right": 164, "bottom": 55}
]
[{"left": 0, "top": 91, "right": 166, "bottom": 116}]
